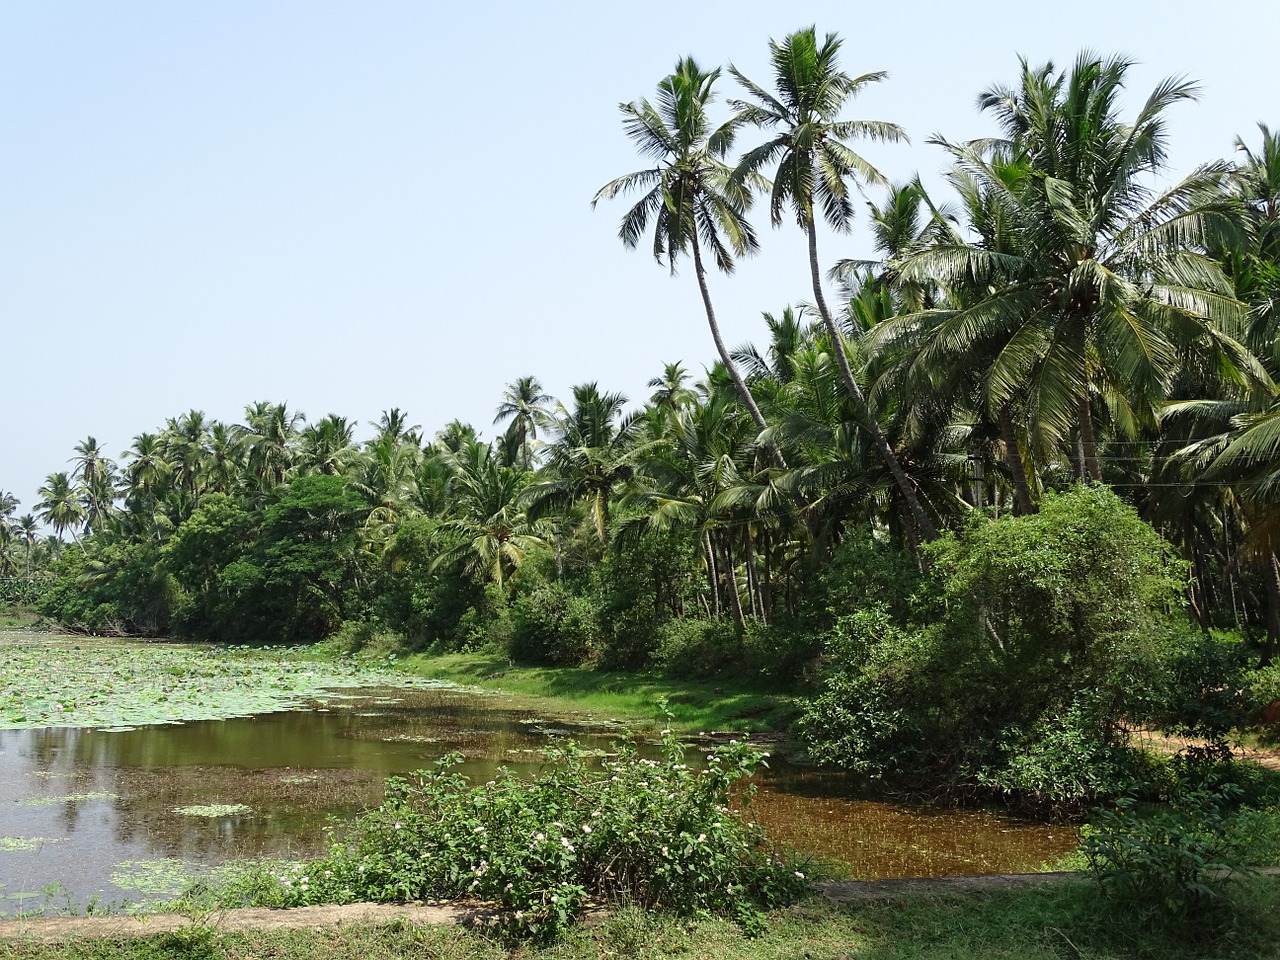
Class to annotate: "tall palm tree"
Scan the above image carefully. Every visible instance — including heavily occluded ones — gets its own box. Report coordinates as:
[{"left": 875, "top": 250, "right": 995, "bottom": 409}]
[
  {"left": 896, "top": 53, "right": 1260, "bottom": 485},
  {"left": 493, "top": 376, "right": 553, "bottom": 471},
  {"left": 730, "top": 28, "right": 935, "bottom": 539},
  {"left": 16, "top": 514, "right": 38, "bottom": 578},
  {"left": 37, "top": 472, "right": 84, "bottom": 545},
  {"left": 594, "top": 57, "right": 773, "bottom": 437},
  {"left": 371, "top": 408, "right": 422, "bottom": 449}
]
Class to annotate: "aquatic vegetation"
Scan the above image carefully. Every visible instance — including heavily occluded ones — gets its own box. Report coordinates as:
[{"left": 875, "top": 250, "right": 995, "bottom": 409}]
[
  {"left": 110, "top": 859, "right": 206, "bottom": 899},
  {"left": 0, "top": 633, "right": 455, "bottom": 730},
  {"left": 173, "top": 803, "right": 253, "bottom": 817},
  {"left": 0, "top": 836, "right": 57, "bottom": 852},
  {"left": 18, "top": 791, "right": 116, "bottom": 805}
]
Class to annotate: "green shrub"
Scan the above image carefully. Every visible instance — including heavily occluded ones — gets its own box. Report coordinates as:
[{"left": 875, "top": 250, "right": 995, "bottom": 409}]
[
  {"left": 1083, "top": 784, "right": 1279, "bottom": 937},
  {"left": 509, "top": 582, "right": 601, "bottom": 665},
  {"left": 653, "top": 618, "right": 740, "bottom": 678},
  {"left": 212, "top": 733, "right": 808, "bottom": 940},
  {"left": 740, "top": 621, "right": 820, "bottom": 683}
]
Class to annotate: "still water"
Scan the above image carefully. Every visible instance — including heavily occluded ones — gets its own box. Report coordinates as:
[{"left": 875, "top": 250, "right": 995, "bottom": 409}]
[{"left": 0, "top": 686, "right": 1078, "bottom": 912}]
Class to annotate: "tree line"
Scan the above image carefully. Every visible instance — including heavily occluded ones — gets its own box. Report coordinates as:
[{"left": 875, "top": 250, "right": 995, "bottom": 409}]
[{"left": 5, "top": 31, "right": 1280, "bottom": 802}]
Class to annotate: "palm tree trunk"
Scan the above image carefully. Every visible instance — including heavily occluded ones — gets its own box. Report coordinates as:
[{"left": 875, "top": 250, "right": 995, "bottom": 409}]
[
  {"left": 1078, "top": 395, "right": 1102, "bottom": 482},
  {"left": 703, "top": 531, "right": 721, "bottom": 617},
  {"left": 998, "top": 405, "right": 1035, "bottom": 515},
  {"left": 724, "top": 539, "right": 745, "bottom": 626},
  {"left": 805, "top": 221, "right": 937, "bottom": 541},
  {"left": 691, "top": 234, "right": 786, "bottom": 471},
  {"left": 1265, "top": 551, "right": 1280, "bottom": 667}
]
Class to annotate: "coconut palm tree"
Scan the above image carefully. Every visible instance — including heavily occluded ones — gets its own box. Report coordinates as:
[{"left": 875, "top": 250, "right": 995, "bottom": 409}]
[
  {"left": 527, "top": 383, "right": 639, "bottom": 545},
  {"left": 730, "top": 28, "right": 936, "bottom": 539},
  {"left": 16, "top": 514, "right": 38, "bottom": 578},
  {"left": 433, "top": 438, "right": 549, "bottom": 590},
  {"left": 239, "top": 401, "right": 304, "bottom": 490},
  {"left": 594, "top": 57, "right": 773, "bottom": 436},
  {"left": 646, "top": 362, "right": 698, "bottom": 413},
  {"left": 299, "top": 415, "right": 358, "bottom": 476},
  {"left": 493, "top": 376, "right": 553, "bottom": 472},
  {"left": 895, "top": 54, "right": 1260, "bottom": 487},
  {"left": 37, "top": 472, "right": 84, "bottom": 545}
]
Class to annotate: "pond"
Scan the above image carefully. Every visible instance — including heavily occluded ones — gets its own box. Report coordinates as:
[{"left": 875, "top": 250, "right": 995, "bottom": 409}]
[{"left": 0, "top": 634, "right": 1078, "bottom": 913}]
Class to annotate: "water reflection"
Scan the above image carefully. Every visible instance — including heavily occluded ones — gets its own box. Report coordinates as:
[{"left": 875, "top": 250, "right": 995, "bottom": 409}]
[{"left": 0, "top": 687, "right": 1078, "bottom": 910}]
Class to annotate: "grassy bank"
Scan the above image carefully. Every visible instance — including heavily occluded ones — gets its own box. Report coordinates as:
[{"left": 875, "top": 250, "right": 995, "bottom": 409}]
[
  {"left": 4, "top": 881, "right": 1279, "bottom": 960},
  {"left": 395, "top": 649, "right": 803, "bottom": 735}
]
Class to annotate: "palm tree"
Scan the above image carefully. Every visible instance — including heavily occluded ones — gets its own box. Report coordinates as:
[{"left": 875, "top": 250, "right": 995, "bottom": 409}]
[
  {"left": 493, "top": 376, "right": 553, "bottom": 471},
  {"left": 895, "top": 53, "right": 1259, "bottom": 486},
  {"left": 239, "top": 401, "right": 304, "bottom": 489},
  {"left": 299, "top": 415, "right": 358, "bottom": 476},
  {"left": 527, "top": 383, "right": 639, "bottom": 545},
  {"left": 594, "top": 57, "right": 773, "bottom": 437},
  {"left": 16, "top": 515, "right": 38, "bottom": 578},
  {"left": 433, "top": 438, "right": 550, "bottom": 590},
  {"left": 730, "top": 28, "right": 935, "bottom": 539},
  {"left": 37, "top": 472, "right": 84, "bottom": 545},
  {"left": 647, "top": 362, "right": 698, "bottom": 413},
  {"left": 371, "top": 408, "right": 422, "bottom": 448}
]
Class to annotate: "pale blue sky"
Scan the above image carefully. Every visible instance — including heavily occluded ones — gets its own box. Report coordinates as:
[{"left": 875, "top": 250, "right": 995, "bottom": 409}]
[{"left": 3, "top": 1, "right": 1276, "bottom": 516}]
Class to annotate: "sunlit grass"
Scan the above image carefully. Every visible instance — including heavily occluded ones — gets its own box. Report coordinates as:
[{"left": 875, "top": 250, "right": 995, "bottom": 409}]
[{"left": 399, "top": 650, "right": 802, "bottom": 734}]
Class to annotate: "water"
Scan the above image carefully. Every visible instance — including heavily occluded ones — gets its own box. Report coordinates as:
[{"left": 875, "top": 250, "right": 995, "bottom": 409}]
[{"left": 0, "top": 686, "right": 1078, "bottom": 913}]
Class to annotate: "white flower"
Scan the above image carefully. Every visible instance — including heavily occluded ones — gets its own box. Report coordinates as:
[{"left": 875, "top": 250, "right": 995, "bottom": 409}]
[
  {"left": 581, "top": 824, "right": 592, "bottom": 834},
  {"left": 515, "top": 911, "right": 523, "bottom": 920},
  {"left": 473, "top": 826, "right": 484, "bottom": 834},
  {"left": 697, "top": 834, "right": 706, "bottom": 843},
  {"left": 393, "top": 823, "right": 402, "bottom": 830},
  {"left": 795, "top": 871, "right": 805, "bottom": 879},
  {"left": 550, "top": 895, "right": 558, "bottom": 903}
]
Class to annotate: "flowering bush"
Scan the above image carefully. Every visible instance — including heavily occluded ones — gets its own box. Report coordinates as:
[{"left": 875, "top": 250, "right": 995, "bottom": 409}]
[{"left": 240, "top": 732, "right": 808, "bottom": 939}]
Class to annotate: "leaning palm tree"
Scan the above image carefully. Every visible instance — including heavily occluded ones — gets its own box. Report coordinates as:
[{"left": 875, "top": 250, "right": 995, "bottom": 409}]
[
  {"left": 730, "top": 27, "right": 935, "bottom": 539},
  {"left": 594, "top": 57, "right": 772, "bottom": 436}
]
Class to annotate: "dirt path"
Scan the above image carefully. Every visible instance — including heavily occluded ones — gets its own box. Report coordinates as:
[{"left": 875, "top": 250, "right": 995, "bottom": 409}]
[
  {"left": 0, "top": 902, "right": 495, "bottom": 943},
  {"left": 1128, "top": 729, "right": 1280, "bottom": 771}
]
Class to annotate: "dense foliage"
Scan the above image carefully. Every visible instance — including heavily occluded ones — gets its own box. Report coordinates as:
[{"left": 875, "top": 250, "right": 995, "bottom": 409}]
[
  {"left": 208, "top": 733, "right": 808, "bottom": 940},
  {"left": 5, "top": 33, "right": 1280, "bottom": 809}
]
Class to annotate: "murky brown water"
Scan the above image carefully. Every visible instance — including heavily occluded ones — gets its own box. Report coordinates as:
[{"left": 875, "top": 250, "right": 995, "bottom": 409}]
[{"left": 0, "top": 687, "right": 1078, "bottom": 912}]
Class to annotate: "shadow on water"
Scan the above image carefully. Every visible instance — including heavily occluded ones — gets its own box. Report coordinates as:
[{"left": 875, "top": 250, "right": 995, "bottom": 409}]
[{"left": 0, "top": 687, "right": 1078, "bottom": 910}]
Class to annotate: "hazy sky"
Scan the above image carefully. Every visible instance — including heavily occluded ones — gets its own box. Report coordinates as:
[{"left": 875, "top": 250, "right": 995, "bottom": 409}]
[{"left": 3, "top": 1, "right": 1276, "bottom": 517}]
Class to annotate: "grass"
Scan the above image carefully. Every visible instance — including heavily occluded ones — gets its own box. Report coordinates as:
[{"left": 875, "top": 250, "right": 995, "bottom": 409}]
[
  {"left": 0, "top": 606, "right": 41, "bottom": 630},
  {"left": 396, "top": 650, "right": 803, "bottom": 735},
  {"left": 3, "top": 880, "right": 1279, "bottom": 959}
]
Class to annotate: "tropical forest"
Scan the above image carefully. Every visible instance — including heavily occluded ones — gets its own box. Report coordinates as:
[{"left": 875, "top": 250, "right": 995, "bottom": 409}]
[{"left": 3, "top": 29, "right": 1280, "bottom": 958}]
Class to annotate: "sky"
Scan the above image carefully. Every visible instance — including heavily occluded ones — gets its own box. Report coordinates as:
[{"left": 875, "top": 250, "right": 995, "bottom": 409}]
[{"left": 2, "top": 0, "right": 1277, "bottom": 519}]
